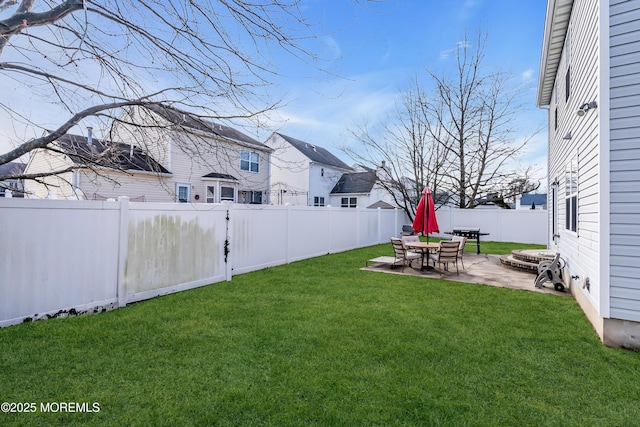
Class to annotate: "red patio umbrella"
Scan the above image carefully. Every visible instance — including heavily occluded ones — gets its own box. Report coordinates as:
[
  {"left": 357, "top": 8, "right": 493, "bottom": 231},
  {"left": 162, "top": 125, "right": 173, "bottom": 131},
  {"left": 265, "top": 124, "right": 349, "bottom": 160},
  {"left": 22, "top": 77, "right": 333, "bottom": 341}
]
[{"left": 412, "top": 187, "right": 439, "bottom": 240}]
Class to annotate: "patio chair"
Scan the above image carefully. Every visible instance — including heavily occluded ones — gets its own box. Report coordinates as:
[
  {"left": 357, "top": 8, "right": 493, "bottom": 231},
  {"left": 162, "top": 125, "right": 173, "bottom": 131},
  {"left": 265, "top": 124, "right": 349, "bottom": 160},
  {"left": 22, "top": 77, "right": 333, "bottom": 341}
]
[
  {"left": 428, "top": 240, "right": 461, "bottom": 274},
  {"left": 401, "top": 235, "right": 422, "bottom": 254},
  {"left": 390, "top": 237, "right": 422, "bottom": 271},
  {"left": 450, "top": 235, "right": 467, "bottom": 269}
]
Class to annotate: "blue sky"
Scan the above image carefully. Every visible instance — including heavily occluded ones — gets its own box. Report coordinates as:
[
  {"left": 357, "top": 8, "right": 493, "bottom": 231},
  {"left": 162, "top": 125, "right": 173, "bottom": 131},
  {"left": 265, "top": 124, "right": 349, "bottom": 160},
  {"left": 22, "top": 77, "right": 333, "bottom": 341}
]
[
  {"left": 1, "top": 0, "right": 549, "bottom": 182},
  {"left": 256, "top": 0, "right": 549, "bottom": 182}
]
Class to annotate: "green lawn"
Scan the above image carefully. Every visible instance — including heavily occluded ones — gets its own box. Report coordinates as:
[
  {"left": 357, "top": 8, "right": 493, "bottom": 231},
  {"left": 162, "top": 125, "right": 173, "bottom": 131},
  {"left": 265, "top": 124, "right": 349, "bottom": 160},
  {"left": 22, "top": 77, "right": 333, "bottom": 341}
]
[
  {"left": 1, "top": 243, "right": 639, "bottom": 426},
  {"left": 425, "top": 236, "right": 546, "bottom": 255}
]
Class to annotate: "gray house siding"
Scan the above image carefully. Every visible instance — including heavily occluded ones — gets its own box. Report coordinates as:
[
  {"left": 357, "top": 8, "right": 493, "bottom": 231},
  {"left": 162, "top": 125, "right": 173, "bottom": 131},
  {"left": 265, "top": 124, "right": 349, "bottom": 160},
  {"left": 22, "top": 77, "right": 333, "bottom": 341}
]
[
  {"left": 546, "top": 0, "right": 602, "bottom": 312},
  {"left": 609, "top": 0, "right": 640, "bottom": 322}
]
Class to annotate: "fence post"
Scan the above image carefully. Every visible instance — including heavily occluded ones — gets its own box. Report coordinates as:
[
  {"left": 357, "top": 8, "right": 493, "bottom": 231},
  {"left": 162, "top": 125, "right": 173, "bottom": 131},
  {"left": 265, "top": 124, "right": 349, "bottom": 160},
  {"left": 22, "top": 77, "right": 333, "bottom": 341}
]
[
  {"left": 116, "top": 196, "right": 130, "bottom": 308},
  {"left": 377, "top": 207, "right": 382, "bottom": 244},
  {"left": 327, "top": 206, "right": 333, "bottom": 253},
  {"left": 225, "top": 202, "right": 233, "bottom": 281},
  {"left": 285, "top": 204, "right": 291, "bottom": 264},
  {"left": 356, "top": 206, "right": 361, "bottom": 248}
]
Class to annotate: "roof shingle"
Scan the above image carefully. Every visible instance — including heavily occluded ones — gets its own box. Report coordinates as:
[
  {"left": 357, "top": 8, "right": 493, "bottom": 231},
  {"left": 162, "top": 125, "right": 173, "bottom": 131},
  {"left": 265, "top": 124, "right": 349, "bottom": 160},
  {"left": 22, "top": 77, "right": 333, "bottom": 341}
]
[{"left": 275, "top": 133, "right": 351, "bottom": 170}]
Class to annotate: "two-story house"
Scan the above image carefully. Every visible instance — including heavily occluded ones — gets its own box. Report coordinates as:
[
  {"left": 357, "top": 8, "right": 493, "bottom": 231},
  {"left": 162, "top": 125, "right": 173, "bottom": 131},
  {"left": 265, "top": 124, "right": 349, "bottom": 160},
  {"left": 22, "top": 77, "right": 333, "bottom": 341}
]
[
  {"left": 24, "top": 104, "right": 272, "bottom": 203},
  {"left": 265, "top": 132, "right": 353, "bottom": 206},
  {"left": 537, "top": 0, "right": 640, "bottom": 349}
]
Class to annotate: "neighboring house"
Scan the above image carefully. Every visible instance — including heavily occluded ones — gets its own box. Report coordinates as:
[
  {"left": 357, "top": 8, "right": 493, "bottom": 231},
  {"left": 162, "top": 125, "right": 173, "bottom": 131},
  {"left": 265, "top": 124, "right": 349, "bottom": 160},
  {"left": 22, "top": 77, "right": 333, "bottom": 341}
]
[
  {"left": 24, "top": 133, "right": 169, "bottom": 200},
  {"left": 517, "top": 193, "right": 548, "bottom": 210},
  {"left": 537, "top": 0, "right": 640, "bottom": 349},
  {"left": 0, "top": 162, "right": 26, "bottom": 198},
  {"left": 265, "top": 132, "right": 352, "bottom": 206},
  {"left": 329, "top": 165, "right": 399, "bottom": 209},
  {"left": 25, "top": 105, "right": 272, "bottom": 204}
]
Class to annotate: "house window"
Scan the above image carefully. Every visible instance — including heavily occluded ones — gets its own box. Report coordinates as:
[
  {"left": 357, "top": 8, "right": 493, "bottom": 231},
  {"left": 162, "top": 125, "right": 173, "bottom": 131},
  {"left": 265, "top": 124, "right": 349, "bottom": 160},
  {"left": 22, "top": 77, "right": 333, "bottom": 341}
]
[
  {"left": 241, "top": 190, "right": 263, "bottom": 204},
  {"left": 564, "top": 157, "right": 578, "bottom": 232},
  {"left": 321, "top": 168, "right": 324, "bottom": 177},
  {"left": 252, "top": 191, "right": 263, "bottom": 204},
  {"left": 341, "top": 197, "right": 357, "bottom": 208},
  {"left": 206, "top": 185, "right": 215, "bottom": 203},
  {"left": 314, "top": 196, "right": 325, "bottom": 206},
  {"left": 240, "top": 150, "right": 259, "bottom": 172},
  {"left": 176, "top": 183, "right": 190, "bottom": 203},
  {"left": 221, "top": 186, "right": 235, "bottom": 202}
]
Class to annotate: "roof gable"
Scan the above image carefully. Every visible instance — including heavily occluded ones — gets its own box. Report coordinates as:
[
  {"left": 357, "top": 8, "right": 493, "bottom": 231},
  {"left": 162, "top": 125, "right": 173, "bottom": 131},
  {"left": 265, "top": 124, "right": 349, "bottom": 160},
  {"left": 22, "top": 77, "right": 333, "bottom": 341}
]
[
  {"left": 275, "top": 133, "right": 351, "bottom": 170},
  {"left": 146, "top": 104, "right": 269, "bottom": 150},
  {"left": 56, "top": 134, "right": 170, "bottom": 174}
]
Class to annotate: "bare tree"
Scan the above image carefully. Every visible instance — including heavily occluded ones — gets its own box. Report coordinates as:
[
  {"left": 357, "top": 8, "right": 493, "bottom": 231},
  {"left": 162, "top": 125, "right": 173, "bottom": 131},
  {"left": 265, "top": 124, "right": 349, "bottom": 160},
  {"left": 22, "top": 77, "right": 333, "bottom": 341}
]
[
  {"left": 0, "top": 0, "right": 331, "bottom": 185},
  {"left": 344, "top": 32, "right": 540, "bottom": 214},
  {"left": 342, "top": 76, "right": 447, "bottom": 220},
  {"left": 425, "top": 32, "right": 540, "bottom": 208}
]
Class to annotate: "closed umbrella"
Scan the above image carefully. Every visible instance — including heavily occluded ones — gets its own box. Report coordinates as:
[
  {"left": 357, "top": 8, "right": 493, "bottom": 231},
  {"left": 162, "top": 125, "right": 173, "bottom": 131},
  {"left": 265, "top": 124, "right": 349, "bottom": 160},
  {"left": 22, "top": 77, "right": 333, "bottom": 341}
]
[{"left": 412, "top": 187, "right": 439, "bottom": 241}]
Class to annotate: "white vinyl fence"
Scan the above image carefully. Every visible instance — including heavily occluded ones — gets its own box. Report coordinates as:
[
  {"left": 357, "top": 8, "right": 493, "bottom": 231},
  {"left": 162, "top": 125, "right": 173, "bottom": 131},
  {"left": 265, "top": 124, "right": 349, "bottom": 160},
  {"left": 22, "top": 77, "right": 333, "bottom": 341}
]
[
  {"left": 0, "top": 198, "right": 547, "bottom": 327},
  {"left": 0, "top": 198, "right": 409, "bottom": 326},
  {"left": 432, "top": 207, "right": 548, "bottom": 245}
]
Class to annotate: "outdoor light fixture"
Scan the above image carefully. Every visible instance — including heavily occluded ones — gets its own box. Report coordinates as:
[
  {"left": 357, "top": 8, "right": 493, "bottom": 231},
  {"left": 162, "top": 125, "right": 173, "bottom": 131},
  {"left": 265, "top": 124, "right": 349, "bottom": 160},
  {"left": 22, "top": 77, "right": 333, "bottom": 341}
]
[
  {"left": 576, "top": 101, "right": 598, "bottom": 117},
  {"left": 563, "top": 131, "right": 572, "bottom": 140},
  {"left": 551, "top": 179, "right": 560, "bottom": 187}
]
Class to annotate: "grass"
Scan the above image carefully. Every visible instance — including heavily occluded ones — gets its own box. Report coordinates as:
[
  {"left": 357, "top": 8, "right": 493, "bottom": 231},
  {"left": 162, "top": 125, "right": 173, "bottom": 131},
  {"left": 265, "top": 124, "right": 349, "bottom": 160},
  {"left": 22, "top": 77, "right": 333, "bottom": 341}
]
[{"left": 1, "top": 243, "right": 639, "bottom": 426}]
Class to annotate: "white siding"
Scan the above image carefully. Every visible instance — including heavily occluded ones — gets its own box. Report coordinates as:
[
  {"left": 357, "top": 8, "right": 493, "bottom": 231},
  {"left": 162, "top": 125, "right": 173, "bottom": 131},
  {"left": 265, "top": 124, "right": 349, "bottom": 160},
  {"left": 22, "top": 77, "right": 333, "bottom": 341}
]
[
  {"left": 265, "top": 133, "right": 311, "bottom": 205},
  {"left": 609, "top": 0, "right": 640, "bottom": 322},
  {"left": 24, "top": 147, "right": 78, "bottom": 199},
  {"left": 547, "top": 0, "right": 602, "bottom": 311},
  {"left": 77, "top": 170, "right": 174, "bottom": 202},
  {"left": 309, "top": 163, "right": 344, "bottom": 206},
  {"left": 111, "top": 107, "right": 271, "bottom": 204}
]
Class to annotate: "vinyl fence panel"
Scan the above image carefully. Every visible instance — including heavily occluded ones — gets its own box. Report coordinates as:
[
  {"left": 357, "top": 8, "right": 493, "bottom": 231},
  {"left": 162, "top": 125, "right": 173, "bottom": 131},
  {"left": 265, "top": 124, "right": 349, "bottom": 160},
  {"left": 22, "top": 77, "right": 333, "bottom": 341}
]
[
  {"left": 1, "top": 197, "right": 545, "bottom": 327},
  {"left": 0, "top": 199, "right": 121, "bottom": 326}
]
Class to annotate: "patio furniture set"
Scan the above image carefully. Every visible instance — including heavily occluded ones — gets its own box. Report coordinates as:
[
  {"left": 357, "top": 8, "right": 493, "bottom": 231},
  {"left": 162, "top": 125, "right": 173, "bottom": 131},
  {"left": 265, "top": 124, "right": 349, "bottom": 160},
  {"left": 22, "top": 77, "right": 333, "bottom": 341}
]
[{"left": 389, "top": 235, "right": 467, "bottom": 274}]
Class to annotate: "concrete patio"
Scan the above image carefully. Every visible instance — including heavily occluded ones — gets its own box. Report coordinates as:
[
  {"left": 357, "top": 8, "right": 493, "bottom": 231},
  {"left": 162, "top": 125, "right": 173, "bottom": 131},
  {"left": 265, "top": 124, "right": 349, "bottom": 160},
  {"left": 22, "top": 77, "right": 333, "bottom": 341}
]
[{"left": 362, "top": 253, "right": 569, "bottom": 296}]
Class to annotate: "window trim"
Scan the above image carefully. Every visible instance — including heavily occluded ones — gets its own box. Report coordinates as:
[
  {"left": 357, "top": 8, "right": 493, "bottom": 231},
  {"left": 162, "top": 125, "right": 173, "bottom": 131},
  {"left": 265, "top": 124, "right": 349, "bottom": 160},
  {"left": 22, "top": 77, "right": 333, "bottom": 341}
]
[
  {"left": 240, "top": 150, "right": 259, "bottom": 173},
  {"left": 206, "top": 185, "right": 215, "bottom": 203},
  {"left": 564, "top": 157, "right": 578, "bottom": 233},
  {"left": 220, "top": 185, "right": 235, "bottom": 202},
  {"left": 341, "top": 197, "right": 357, "bottom": 208},
  {"left": 240, "top": 190, "right": 263, "bottom": 204},
  {"left": 176, "top": 183, "right": 190, "bottom": 203}
]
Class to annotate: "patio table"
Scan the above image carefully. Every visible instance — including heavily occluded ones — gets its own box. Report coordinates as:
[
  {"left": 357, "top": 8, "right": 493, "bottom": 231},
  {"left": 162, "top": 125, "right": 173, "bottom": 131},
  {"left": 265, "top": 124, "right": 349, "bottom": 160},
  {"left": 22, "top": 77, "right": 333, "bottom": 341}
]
[{"left": 405, "top": 241, "right": 439, "bottom": 270}]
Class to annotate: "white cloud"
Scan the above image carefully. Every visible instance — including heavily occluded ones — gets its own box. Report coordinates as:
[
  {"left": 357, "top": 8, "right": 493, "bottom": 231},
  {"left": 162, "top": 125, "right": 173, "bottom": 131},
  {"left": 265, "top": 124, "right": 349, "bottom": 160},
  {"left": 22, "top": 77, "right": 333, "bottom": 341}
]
[
  {"left": 321, "top": 36, "right": 342, "bottom": 62},
  {"left": 521, "top": 68, "right": 535, "bottom": 83},
  {"left": 440, "top": 40, "right": 470, "bottom": 60}
]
